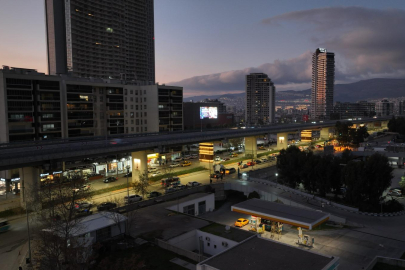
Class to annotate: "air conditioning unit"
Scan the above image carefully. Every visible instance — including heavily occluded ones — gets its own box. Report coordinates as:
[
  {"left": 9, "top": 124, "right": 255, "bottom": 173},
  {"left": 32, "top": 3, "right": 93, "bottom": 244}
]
[
  {"left": 206, "top": 237, "right": 210, "bottom": 242},
  {"left": 222, "top": 241, "right": 228, "bottom": 247}
]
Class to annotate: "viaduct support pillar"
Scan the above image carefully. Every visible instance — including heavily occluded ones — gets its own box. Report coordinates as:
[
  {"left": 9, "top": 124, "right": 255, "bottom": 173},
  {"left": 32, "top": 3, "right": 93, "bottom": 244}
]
[
  {"left": 199, "top": 142, "right": 214, "bottom": 170},
  {"left": 277, "top": 133, "right": 289, "bottom": 150},
  {"left": 320, "top": 127, "right": 331, "bottom": 140},
  {"left": 244, "top": 136, "right": 257, "bottom": 159},
  {"left": 19, "top": 167, "right": 40, "bottom": 210},
  {"left": 131, "top": 151, "right": 148, "bottom": 182}
]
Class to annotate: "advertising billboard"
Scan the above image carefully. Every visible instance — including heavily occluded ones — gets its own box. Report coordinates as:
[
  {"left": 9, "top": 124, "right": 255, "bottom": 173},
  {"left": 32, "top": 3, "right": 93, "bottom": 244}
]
[{"left": 200, "top": 107, "right": 218, "bottom": 119}]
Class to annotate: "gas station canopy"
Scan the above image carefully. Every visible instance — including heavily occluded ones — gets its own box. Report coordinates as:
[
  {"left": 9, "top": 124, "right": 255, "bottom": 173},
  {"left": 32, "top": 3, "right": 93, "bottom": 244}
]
[{"left": 231, "top": 199, "right": 330, "bottom": 230}]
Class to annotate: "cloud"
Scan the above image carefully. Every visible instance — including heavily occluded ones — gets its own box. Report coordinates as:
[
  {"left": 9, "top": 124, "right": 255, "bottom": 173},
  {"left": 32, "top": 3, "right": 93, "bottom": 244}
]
[
  {"left": 173, "top": 7, "right": 405, "bottom": 95},
  {"left": 262, "top": 7, "right": 405, "bottom": 79},
  {"left": 171, "top": 51, "right": 312, "bottom": 94}
]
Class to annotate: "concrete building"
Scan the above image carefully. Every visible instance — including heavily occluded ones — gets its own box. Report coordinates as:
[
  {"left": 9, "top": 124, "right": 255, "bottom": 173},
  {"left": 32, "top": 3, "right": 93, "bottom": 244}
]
[
  {"left": 332, "top": 101, "right": 376, "bottom": 119},
  {"left": 0, "top": 66, "right": 182, "bottom": 143},
  {"left": 245, "top": 73, "right": 275, "bottom": 126},
  {"left": 166, "top": 193, "right": 215, "bottom": 216},
  {"left": 376, "top": 99, "right": 394, "bottom": 117},
  {"left": 398, "top": 100, "right": 405, "bottom": 115},
  {"left": 311, "top": 48, "right": 335, "bottom": 120},
  {"left": 183, "top": 100, "right": 234, "bottom": 130},
  {"left": 45, "top": 0, "right": 155, "bottom": 83}
]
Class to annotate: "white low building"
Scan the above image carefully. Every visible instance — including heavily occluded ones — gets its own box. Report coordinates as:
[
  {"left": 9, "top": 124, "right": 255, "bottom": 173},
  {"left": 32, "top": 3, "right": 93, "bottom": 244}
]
[{"left": 166, "top": 193, "right": 215, "bottom": 216}]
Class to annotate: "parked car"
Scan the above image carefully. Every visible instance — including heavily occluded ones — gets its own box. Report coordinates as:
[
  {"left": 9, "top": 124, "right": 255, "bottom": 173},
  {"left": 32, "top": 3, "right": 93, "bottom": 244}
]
[
  {"left": 103, "top": 177, "right": 117, "bottom": 183},
  {"left": 124, "top": 172, "right": 132, "bottom": 177},
  {"left": 165, "top": 187, "right": 177, "bottom": 194},
  {"left": 97, "top": 202, "right": 117, "bottom": 211},
  {"left": 230, "top": 153, "right": 238, "bottom": 157},
  {"left": 147, "top": 191, "right": 162, "bottom": 198},
  {"left": 388, "top": 189, "right": 402, "bottom": 197},
  {"left": 258, "top": 146, "right": 265, "bottom": 150},
  {"left": 261, "top": 158, "right": 268, "bottom": 162},
  {"left": 234, "top": 218, "right": 249, "bottom": 227},
  {"left": 254, "top": 159, "right": 262, "bottom": 164},
  {"left": 75, "top": 201, "right": 93, "bottom": 210},
  {"left": 148, "top": 167, "right": 158, "bottom": 173},
  {"left": 73, "top": 184, "right": 90, "bottom": 193},
  {"left": 187, "top": 181, "right": 201, "bottom": 187},
  {"left": 151, "top": 171, "right": 161, "bottom": 177},
  {"left": 174, "top": 157, "right": 183, "bottom": 162},
  {"left": 210, "top": 173, "right": 221, "bottom": 179},
  {"left": 225, "top": 168, "right": 236, "bottom": 174},
  {"left": 183, "top": 155, "right": 191, "bottom": 160},
  {"left": 75, "top": 208, "right": 93, "bottom": 218},
  {"left": 170, "top": 162, "right": 180, "bottom": 168},
  {"left": 222, "top": 157, "right": 230, "bottom": 161},
  {"left": 240, "top": 164, "right": 248, "bottom": 169},
  {"left": 176, "top": 184, "right": 187, "bottom": 190},
  {"left": 124, "top": 194, "right": 143, "bottom": 204},
  {"left": 214, "top": 156, "right": 221, "bottom": 161},
  {"left": 247, "top": 161, "right": 256, "bottom": 166},
  {"left": 181, "top": 161, "right": 192, "bottom": 167}
]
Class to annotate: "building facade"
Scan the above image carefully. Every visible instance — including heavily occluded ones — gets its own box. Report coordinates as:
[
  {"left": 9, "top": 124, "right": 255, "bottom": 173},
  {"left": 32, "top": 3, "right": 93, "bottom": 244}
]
[
  {"left": 183, "top": 101, "right": 233, "bottom": 130},
  {"left": 0, "top": 67, "right": 182, "bottom": 143},
  {"left": 311, "top": 48, "right": 335, "bottom": 120},
  {"left": 245, "top": 73, "right": 275, "bottom": 126},
  {"left": 375, "top": 99, "right": 394, "bottom": 117},
  {"left": 332, "top": 101, "right": 376, "bottom": 119},
  {"left": 398, "top": 100, "right": 405, "bottom": 115},
  {"left": 45, "top": 0, "right": 155, "bottom": 83}
]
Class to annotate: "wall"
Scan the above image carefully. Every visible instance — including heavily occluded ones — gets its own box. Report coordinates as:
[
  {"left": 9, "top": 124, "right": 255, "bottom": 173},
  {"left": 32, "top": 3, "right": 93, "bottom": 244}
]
[
  {"left": 196, "top": 230, "right": 238, "bottom": 256},
  {"left": 167, "top": 230, "right": 198, "bottom": 251},
  {"left": 156, "top": 238, "right": 207, "bottom": 262},
  {"left": 166, "top": 193, "right": 215, "bottom": 216}
]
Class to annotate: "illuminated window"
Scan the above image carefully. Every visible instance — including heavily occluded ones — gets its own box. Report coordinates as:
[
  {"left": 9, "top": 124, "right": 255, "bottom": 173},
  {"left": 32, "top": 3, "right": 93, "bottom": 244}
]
[{"left": 106, "top": 28, "right": 113, "bottom": 33}]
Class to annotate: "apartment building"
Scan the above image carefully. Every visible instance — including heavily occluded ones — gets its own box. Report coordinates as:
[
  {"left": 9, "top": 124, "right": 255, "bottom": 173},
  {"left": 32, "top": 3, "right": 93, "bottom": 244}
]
[
  {"left": 333, "top": 101, "right": 376, "bottom": 119},
  {"left": 45, "top": 0, "right": 155, "bottom": 82},
  {"left": 311, "top": 48, "right": 335, "bottom": 120},
  {"left": 0, "top": 66, "right": 182, "bottom": 143},
  {"left": 375, "top": 99, "right": 394, "bottom": 117},
  {"left": 245, "top": 73, "right": 275, "bottom": 126}
]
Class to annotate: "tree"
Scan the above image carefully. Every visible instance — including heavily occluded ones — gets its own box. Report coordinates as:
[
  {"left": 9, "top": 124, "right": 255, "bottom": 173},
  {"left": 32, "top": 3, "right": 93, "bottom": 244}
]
[
  {"left": 300, "top": 153, "right": 319, "bottom": 193},
  {"left": 276, "top": 145, "right": 306, "bottom": 188},
  {"left": 328, "top": 156, "right": 343, "bottom": 197},
  {"left": 33, "top": 177, "right": 94, "bottom": 269},
  {"left": 229, "top": 137, "right": 243, "bottom": 149},
  {"left": 341, "top": 160, "right": 365, "bottom": 206},
  {"left": 335, "top": 121, "right": 353, "bottom": 145},
  {"left": 247, "top": 191, "right": 260, "bottom": 199},
  {"left": 352, "top": 126, "right": 369, "bottom": 145},
  {"left": 340, "top": 149, "right": 353, "bottom": 164},
  {"left": 131, "top": 171, "right": 150, "bottom": 198}
]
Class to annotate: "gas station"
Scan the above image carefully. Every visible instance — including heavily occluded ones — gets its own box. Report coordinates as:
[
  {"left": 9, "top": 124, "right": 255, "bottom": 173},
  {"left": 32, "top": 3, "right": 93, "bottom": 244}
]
[{"left": 231, "top": 198, "right": 330, "bottom": 230}]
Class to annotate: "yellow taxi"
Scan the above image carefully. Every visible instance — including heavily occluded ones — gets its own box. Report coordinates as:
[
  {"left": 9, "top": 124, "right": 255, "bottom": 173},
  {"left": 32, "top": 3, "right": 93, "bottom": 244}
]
[
  {"left": 181, "top": 161, "right": 192, "bottom": 167},
  {"left": 234, "top": 218, "right": 249, "bottom": 227},
  {"left": 230, "top": 153, "right": 238, "bottom": 157}
]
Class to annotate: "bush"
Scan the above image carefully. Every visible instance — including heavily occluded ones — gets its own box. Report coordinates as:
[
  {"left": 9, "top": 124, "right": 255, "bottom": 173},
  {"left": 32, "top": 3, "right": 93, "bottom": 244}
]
[{"left": 359, "top": 199, "right": 404, "bottom": 213}]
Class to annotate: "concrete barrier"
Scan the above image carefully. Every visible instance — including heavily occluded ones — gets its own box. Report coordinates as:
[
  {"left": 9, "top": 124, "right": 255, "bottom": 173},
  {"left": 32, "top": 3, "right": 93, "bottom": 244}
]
[{"left": 156, "top": 238, "right": 206, "bottom": 262}]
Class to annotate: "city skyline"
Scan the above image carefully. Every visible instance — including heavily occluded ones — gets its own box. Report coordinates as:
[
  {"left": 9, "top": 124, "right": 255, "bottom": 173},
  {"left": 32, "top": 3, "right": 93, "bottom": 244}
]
[{"left": 0, "top": 1, "right": 405, "bottom": 97}]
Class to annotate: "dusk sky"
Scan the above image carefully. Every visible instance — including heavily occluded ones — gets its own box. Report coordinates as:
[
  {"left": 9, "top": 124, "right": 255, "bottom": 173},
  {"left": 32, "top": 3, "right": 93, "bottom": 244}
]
[{"left": 1, "top": 0, "right": 405, "bottom": 97}]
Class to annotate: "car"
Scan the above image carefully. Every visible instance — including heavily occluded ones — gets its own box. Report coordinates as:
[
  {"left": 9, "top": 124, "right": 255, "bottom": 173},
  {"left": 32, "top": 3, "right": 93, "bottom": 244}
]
[
  {"left": 103, "top": 177, "right": 117, "bottom": 183},
  {"left": 183, "top": 155, "right": 191, "bottom": 160},
  {"left": 214, "top": 156, "right": 221, "bottom": 161},
  {"left": 258, "top": 146, "right": 265, "bottom": 150},
  {"left": 75, "top": 208, "right": 93, "bottom": 218},
  {"left": 75, "top": 201, "right": 93, "bottom": 210},
  {"left": 190, "top": 154, "right": 198, "bottom": 159},
  {"left": 181, "top": 161, "right": 192, "bottom": 167},
  {"left": 388, "top": 189, "right": 402, "bottom": 197},
  {"left": 174, "top": 157, "right": 183, "bottom": 162},
  {"left": 225, "top": 168, "right": 236, "bottom": 174},
  {"left": 97, "top": 202, "right": 117, "bottom": 211},
  {"left": 230, "top": 153, "right": 238, "bottom": 157},
  {"left": 124, "top": 194, "right": 143, "bottom": 204},
  {"left": 148, "top": 167, "right": 158, "bottom": 173},
  {"left": 187, "top": 181, "right": 201, "bottom": 187},
  {"left": 268, "top": 156, "right": 276, "bottom": 161},
  {"left": 247, "top": 161, "right": 255, "bottom": 166},
  {"left": 124, "top": 172, "right": 132, "bottom": 177},
  {"left": 175, "top": 184, "right": 187, "bottom": 190},
  {"left": 165, "top": 187, "right": 177, "bottom": 194},
  {"left": 210, "top": 173, "right": 221, "bottom": 179},
  {"left": 234, "top": 218, "right": 249, "bottom": 227},
  {"left": 240, "top": 164, "right": 248, "bottom": 169},
  {"left": 151, "top": 171, "right": 161, "bottom": 177},
  {"left": 147, "top": 191, "right": 162, "bottom": 198},
  {"left": 169, "top": 162, "right": 180, "bottom": 168},
  {"left": 254, "top": 159, "right": 262, "bottom": 164},
  {"left": 260, "top": 158, "right": 268, "bottom": 162}
]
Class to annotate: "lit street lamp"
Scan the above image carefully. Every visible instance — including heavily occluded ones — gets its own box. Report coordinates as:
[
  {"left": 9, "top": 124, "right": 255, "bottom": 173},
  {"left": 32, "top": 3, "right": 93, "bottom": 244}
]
[
  {"left": 126, "top": 165, "right": 130, "bottom": 200},
  {"left": 275, "top": 173, "right": 278, "bottom": 183}
]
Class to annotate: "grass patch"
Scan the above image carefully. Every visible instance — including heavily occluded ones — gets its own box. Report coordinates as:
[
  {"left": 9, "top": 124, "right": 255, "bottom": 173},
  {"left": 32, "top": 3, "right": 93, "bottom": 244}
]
[
  {"left": 91, "top": 183, "right": 129, "bottom": 196},
  {"left": 257, "top": 150, "right": 280, "bottom": 158},
  {"left": 149, "top": 166, "right": 207, "bottom": 182}
]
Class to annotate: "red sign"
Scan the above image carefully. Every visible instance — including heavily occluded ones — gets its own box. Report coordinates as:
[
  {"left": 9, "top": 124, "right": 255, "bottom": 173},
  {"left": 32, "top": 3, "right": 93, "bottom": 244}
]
[{"left": 302, "top": 115, "right": 309, "bottom": 121}]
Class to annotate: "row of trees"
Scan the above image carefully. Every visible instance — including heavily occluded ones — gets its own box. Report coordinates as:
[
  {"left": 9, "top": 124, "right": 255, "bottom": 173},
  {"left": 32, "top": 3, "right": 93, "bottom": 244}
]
[
  {"left": 388, "top": 116, "right": 405, "bottom": 135},
  {"left": 276, "top": 145, "right": 395, "bottom": 211},
  {"left": 335, "top": 121, "right": 369, "bottom": 145}
]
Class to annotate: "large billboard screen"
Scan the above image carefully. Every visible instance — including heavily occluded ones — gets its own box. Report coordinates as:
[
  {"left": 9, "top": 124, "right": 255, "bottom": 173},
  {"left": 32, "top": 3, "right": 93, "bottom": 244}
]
[{"left": 200, "top": 107, "right": 218, "bottom": 119}]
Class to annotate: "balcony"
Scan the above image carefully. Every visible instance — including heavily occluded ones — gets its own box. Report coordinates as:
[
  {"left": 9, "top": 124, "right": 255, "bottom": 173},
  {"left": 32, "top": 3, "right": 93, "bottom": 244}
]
[{"left": 9, "top": 128, "right": 34, "bottom": 134}]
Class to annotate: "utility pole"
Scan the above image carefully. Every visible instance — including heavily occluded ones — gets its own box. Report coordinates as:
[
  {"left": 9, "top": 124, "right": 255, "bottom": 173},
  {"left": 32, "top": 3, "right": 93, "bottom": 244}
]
[{"left": 22, "top": 168, "right": 32, "bottom": 264}]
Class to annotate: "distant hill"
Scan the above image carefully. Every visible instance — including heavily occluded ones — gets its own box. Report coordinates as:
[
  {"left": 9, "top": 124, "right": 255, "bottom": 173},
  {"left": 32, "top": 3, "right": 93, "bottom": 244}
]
[{"left": 184, "top": 78, "right": 405, "bottom": 103}]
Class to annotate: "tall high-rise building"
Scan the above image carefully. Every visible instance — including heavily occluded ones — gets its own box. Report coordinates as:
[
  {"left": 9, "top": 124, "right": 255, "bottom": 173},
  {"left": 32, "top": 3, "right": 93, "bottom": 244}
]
[
  {"left": 245, "top": 73, "right": 275, "bottom": 126},
  {"left": 376, "top": 99, "right": 394, "bottom": 117},
  {"left": 311, "top": 48, "right": 335, "bottom": 120},
  {"left": 45, "top": 0, "right": 155, "bottom": 83}
]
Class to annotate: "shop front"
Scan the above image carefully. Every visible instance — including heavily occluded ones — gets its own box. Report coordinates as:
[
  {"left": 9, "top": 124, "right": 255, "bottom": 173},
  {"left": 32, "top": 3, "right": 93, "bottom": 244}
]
[{"left": 0, "top": 177, "right": 20, "bottom": 194}]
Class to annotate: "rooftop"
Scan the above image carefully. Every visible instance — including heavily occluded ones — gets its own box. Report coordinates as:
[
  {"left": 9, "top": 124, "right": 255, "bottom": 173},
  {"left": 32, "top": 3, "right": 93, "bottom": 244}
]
[
  {"left": 200, "top": 236, "right": 338, "bottom": 270},
  {"left": 166, "top": 193, "right": 213, "bottom": 208},
  {"left": 199, "top": 223, "right": 254, "bottom": 243},
  {"left": 73, "top": 212, "right": 127, "bottom": 236},
  {"left": 231, "top": 198, "right": 329, "bottom": 229}
]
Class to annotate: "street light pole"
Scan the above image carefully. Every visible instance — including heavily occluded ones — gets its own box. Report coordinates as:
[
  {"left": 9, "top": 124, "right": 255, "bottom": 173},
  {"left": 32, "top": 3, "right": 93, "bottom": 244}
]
[
  {"left": 126, "top": 165, "right": 130, "bottom": 200},
  {"left": 22, "top": 168, "right": 32, "bottom": 264}
]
